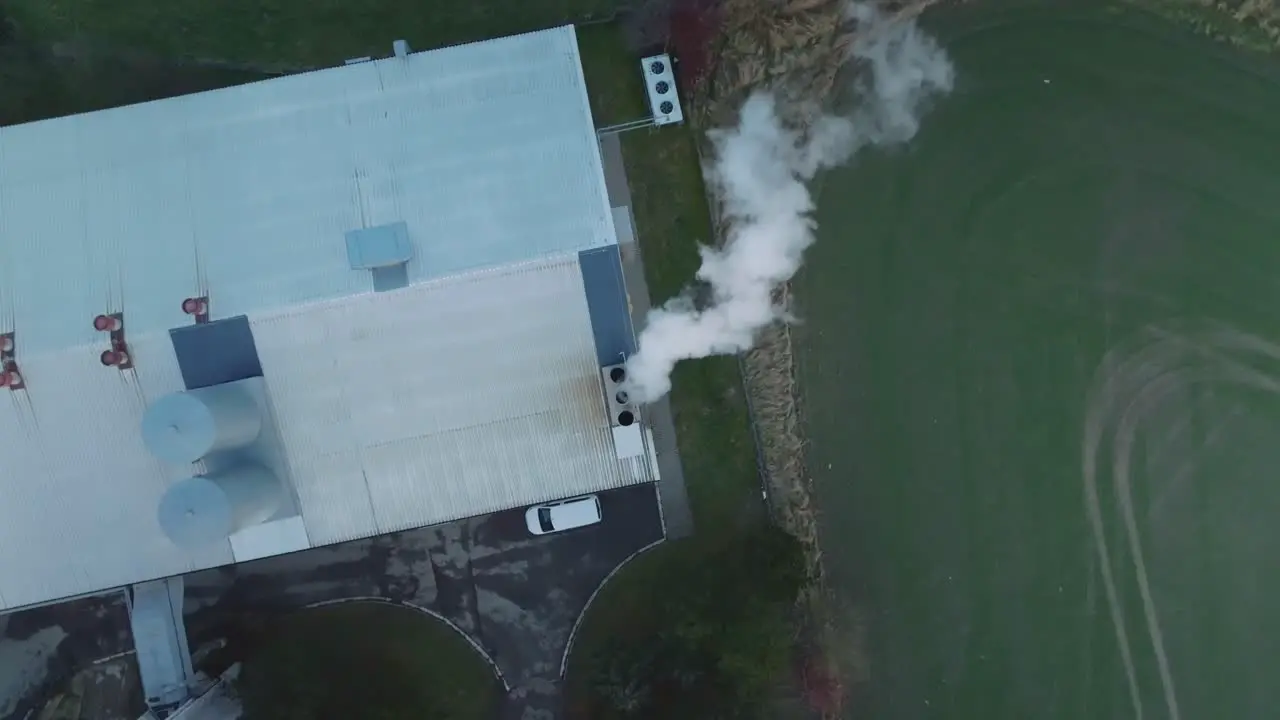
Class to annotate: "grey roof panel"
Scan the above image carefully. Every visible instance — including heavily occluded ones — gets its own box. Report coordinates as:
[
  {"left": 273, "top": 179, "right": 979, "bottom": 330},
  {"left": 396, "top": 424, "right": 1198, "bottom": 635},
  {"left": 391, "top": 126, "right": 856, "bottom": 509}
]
[
  {"left": 130, "top": 578, "right": 193, "bottom": 710},
  {"left": 170, "top": 316, "right": 263, "bottom": 390},
  {"left": 579, "top": 246, "right": 637, "bottom": 366},
  {"left": 371, "top": 263, "right": 411, "bottom": 292}
]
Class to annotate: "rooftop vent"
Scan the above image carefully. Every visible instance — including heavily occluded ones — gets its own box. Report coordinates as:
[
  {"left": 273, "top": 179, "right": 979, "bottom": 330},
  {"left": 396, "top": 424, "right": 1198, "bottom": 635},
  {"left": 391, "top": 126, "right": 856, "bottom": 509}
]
[
  {"left": 181, "top": 296, "right": 210, "bottom": 324},
  {"left": 157, "top": 464, "right": 283, "bottom": 548},
  {"left": 93, "top": 314, "right": 119, "bottom": 332},
  {"left": 640, "top": 54, "right": 683, "bottom": 126},
  {"left": 601, "top": 363, "right": 644, "bottom": 459},
  {"left": 0, "top": 333, "right": 21, "bottom": 391},
  {"left": 346, "top": 221, "right": 413, "bottom": 292},
  {"left": 94, "top": 312, "right": 133, "bottom": 370},
  {"left": 141, "top": 385, "right": 263, "bottom": 465}
]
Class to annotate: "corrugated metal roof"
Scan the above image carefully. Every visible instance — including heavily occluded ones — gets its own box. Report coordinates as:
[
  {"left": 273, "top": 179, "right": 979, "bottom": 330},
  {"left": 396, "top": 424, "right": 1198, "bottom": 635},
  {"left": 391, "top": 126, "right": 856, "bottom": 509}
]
[
  {"left": 252, "top": 255, "right": 651, "bottom": 544},
  {"left": 0, "top": 26, "right": 645, "bottom": 611},
  {"left": 0, "top": 25, "right": 616, "bottom": 357},
  {"left": 130, "top": 577, "right": 194, "bottom": 710},
  {"left": 0, "top": 335, "right": 235, "bottom": 610}
]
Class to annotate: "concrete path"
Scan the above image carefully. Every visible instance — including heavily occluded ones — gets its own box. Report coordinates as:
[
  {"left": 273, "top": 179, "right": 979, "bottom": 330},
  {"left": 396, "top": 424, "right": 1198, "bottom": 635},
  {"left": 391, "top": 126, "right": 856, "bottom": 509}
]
[{"left": 598, "top": 130, "right": 695, "bottom": 539}]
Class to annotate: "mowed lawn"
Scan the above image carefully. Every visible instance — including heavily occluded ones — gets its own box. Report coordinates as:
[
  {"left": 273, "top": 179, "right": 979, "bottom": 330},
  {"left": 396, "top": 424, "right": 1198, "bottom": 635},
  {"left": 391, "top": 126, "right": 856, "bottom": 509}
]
[{"left": 236, "top": 602, "right": 500, "bottom": 718}]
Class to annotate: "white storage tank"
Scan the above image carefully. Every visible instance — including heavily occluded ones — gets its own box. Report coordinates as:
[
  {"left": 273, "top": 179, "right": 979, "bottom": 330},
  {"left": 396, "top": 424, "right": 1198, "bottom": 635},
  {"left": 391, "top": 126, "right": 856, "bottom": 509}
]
[
  {"left": 157, "top": 464, "right": 284, "bottom": 548},
  {"left": 141, "top": 385, "right": 262, "bottom": 464}
]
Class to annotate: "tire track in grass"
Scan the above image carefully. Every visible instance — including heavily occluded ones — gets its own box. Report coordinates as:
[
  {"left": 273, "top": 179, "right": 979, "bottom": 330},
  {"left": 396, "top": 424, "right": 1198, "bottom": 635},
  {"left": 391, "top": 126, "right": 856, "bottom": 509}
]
[{"left": 1083, "top": 322, "right": 1280, "bottom": 720}]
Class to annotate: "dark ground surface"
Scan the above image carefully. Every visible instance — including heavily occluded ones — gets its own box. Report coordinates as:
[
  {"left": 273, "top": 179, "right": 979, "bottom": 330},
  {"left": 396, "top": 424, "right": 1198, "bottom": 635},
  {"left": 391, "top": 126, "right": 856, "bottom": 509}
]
[
  {"left": 185, "top": 483, "right": 665, "bottom": 720},
  {"left": 0, "top": 484, "right": 663, "bottom": 720},
  {"left": 0, "top": 595, "right": 139, "bottom": 720}
]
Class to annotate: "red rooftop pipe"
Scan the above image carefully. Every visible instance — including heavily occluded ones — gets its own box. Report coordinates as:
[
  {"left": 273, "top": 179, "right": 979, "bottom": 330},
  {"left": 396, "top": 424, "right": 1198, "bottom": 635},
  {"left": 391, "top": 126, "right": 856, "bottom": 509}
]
[
  {"left": 93, "top": 314, "right": 119, "bottom": 332},
  {"left": 100, "top": 349, "right": 127, "bottom": 367}
]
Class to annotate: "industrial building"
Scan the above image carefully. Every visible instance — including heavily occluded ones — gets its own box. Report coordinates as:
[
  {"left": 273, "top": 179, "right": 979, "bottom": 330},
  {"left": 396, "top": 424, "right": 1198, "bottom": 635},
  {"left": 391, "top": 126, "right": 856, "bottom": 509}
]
[{"left": 0, "top": 25, "right": 668, "bottom": 716}]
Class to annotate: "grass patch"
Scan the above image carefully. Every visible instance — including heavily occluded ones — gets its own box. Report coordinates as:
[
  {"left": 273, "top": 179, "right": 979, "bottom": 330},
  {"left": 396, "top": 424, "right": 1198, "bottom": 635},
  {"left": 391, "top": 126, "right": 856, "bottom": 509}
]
[
  {"left": 0, "top": 0, "right": 626, "bottom": 127},
  {"left": 564, "top": 527, "right": 805, "bottom": 719},
  {"left": 577, "top": 22, "right": 649, "bottom": 126},
  {"left": 567, "top": 21, "right": 781, "bottom": 720},
  {"left": 1121, "top": 0, "right": 1280, "bottom": 52},
  {"left": 236, "top": 602, "right": 499, "bottom": 719},
  {"left": 621, "top": 125, "right": 762, "bottom": 534},
  {"left": 3, "top": 0, "right": 620, "bottom": 67},
  {"left": 580, "top": 23, "right": 761, "bottom": 533}
]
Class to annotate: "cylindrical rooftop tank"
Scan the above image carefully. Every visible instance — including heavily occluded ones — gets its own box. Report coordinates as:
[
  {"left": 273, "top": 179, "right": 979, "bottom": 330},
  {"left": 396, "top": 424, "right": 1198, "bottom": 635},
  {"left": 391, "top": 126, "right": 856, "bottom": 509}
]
[
  {"left": 141, "top": 385, "right": 262, "bottom": 464},
  {"left": 157, "top": 463, "right": 284, "bottom": 548}
]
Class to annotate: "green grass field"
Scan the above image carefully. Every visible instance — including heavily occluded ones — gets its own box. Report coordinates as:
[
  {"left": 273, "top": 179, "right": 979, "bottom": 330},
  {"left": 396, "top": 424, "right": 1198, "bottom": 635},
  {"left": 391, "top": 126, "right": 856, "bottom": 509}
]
[
  {"left": 236, "top": 602, "right": 499, "bottom": 718},
  {"left": 2, "top": 0, "right": 617, "bottom": 67},
  {"left": 797, "top": 2, "right": 1280, "bottom": 717}
]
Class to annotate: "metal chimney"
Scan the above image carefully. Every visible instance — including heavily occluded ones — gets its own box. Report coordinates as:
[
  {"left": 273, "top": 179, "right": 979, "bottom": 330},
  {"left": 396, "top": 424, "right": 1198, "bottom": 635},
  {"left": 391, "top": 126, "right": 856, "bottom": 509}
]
[
  {"left": 157, "top": 464, "right": 284, "bottom": 548},
  {"left": 141, "top": 385, "right": 263, "bottom": 465},
  {"left": 600, "top": 363, "right": 644, "bottom": 459}
]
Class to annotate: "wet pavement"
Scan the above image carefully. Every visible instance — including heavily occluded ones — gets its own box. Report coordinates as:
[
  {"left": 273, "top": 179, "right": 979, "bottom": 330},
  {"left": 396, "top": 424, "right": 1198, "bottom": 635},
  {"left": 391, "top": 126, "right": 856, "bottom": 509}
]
[
  {"left": 0, "top": 483, "right": 664, "bottom": 720},
  {"left": 0, "top": 594, "right": 140, "bottom": 720}
]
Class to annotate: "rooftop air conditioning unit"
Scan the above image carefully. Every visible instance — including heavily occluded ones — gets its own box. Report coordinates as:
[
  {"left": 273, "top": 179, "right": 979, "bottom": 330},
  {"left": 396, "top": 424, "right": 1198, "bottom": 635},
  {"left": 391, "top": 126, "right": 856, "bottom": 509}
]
[
  {"left": 601, "top": 363, "right": 644, "bottom": 459},
  {"left": 640, "top": 54, "right": 683, "bottom": 126}
]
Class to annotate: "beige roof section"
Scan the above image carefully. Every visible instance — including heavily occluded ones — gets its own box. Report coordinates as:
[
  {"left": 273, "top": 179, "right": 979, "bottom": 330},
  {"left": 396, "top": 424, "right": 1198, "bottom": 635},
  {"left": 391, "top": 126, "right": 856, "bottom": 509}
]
[{"left": 252, "top": 255, "right": 652, "bottom": 546}]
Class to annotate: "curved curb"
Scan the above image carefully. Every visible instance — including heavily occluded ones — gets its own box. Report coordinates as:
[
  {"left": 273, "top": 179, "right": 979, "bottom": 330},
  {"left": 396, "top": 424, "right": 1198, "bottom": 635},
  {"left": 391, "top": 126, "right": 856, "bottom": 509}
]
[
  {"left": 303, "top": 596, "right": 510, "bottom": 691},
  {"left": 558, "top": 537, "right": 667, "bottom": 679}
]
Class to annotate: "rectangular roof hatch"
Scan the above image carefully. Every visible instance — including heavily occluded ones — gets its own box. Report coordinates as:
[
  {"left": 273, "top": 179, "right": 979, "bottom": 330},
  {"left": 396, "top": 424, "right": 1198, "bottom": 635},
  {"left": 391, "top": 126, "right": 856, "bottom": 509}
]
[
  {"left": 346, "top": 221, "right": 412, "bottom": 269},
  {"left": 346, "top": 221, "right": 413, "bottom": 292}
]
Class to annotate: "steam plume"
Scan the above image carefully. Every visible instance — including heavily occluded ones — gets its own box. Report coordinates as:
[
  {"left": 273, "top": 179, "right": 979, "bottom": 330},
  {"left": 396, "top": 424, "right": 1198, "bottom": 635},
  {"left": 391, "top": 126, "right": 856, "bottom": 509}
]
[{"left": 624, "top": 3, "right": 955, "bottom": 403}]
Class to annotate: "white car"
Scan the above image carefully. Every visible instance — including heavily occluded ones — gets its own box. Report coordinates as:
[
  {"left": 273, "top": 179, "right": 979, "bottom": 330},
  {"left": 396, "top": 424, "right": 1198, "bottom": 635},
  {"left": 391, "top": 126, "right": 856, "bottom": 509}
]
[{"left": 525, "top": 495, "right": 603, "bottom": 535}]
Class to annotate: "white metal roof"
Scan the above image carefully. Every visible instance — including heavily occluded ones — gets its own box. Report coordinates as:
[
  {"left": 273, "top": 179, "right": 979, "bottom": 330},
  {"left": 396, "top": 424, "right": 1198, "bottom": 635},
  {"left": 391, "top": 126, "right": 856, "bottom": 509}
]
[
  {"left": 0, "top": 27, "right": 648, "bottom": 611},
  {"left": 0, "top": 25, "right": 616, "bottom": 356}
]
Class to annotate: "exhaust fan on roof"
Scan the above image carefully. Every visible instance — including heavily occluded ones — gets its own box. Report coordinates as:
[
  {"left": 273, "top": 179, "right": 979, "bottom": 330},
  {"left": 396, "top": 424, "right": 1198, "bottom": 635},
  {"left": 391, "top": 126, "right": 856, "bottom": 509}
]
[
  {"left": 601, "top": 363, "right": 645, "bottom": 459},
  {"left": 640, "top": 54, "right": 683, "bottom": 126},
  {"left": 601, "top": 363, "right": 638, "bottom": 428}
]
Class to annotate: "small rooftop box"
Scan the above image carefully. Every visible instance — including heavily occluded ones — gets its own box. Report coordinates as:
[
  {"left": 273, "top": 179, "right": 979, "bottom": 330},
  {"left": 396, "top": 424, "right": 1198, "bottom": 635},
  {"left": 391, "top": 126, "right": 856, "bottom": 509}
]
[{"left": 345, "top": 221, "right": 413, "bottom": 270}]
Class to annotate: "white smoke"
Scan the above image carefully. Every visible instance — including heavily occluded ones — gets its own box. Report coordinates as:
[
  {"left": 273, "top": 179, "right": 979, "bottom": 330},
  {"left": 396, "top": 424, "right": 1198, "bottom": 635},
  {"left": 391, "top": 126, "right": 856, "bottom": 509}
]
[{"left": 624, "top": 2, "right": 955, "bottom": 403}]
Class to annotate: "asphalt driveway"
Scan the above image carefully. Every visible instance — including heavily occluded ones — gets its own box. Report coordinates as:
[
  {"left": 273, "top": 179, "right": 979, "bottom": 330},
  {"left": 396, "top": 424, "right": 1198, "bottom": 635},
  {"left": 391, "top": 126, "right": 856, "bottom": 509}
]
[{"left": 183, "top": 482, "right": 666, "bottom": 720}]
